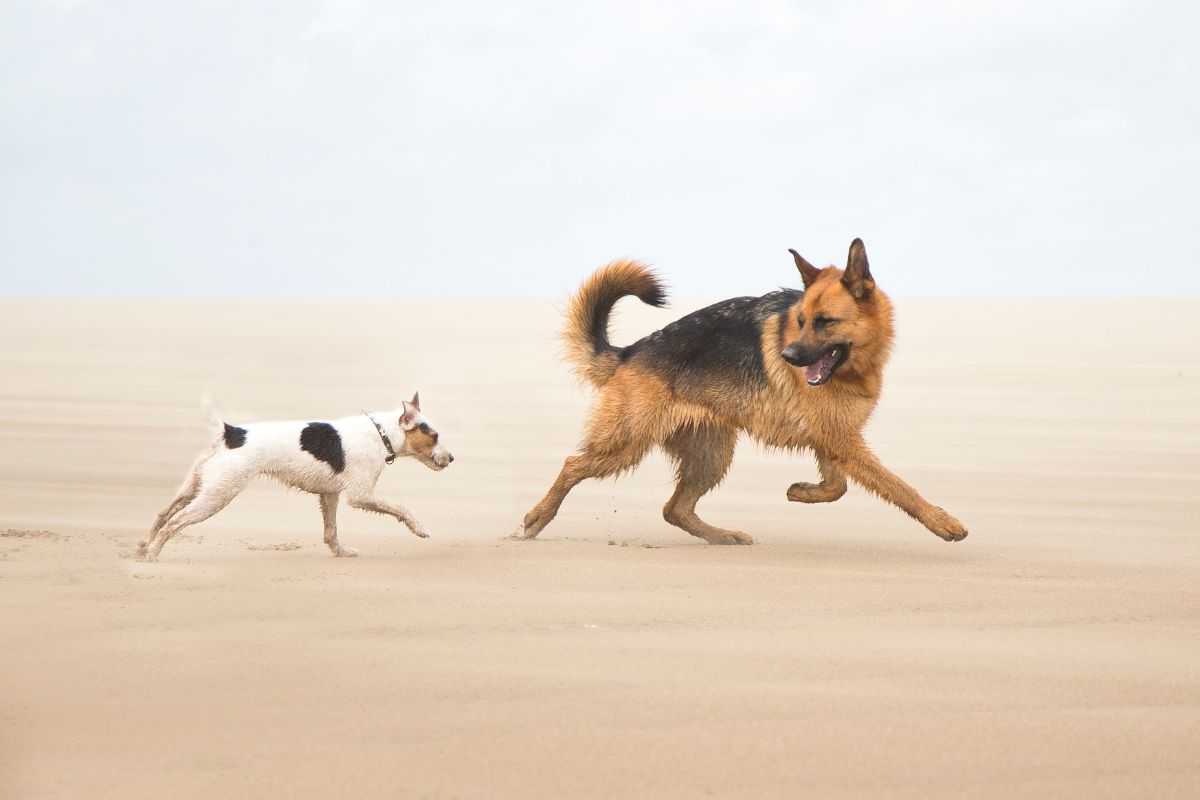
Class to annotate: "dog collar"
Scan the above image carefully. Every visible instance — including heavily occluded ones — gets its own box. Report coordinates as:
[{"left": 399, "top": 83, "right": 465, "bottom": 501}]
[{"left": 362, "top": 412, "right": 396, "bottom": 465}]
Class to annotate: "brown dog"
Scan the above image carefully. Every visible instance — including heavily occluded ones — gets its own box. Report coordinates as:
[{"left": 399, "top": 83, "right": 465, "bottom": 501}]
[{"left": 513, "top": 238, "right": 968, "bottom": 545}]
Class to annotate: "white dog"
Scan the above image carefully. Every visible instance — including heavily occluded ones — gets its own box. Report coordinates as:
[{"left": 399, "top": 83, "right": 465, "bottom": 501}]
[{"left": 138, "top": 393, "right": 453, "bottom": 561}]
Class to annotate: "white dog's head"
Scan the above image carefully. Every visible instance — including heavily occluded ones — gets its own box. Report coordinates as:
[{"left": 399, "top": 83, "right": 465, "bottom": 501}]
[{"left": 399, "top": 392, "right": 453, "bottom": 471}]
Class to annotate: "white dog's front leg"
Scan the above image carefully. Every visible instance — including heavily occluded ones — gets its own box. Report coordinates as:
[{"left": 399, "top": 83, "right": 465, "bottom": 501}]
[
  {"left": 319, "top": 492, "right": 357, "bottom": 557},
  {"left": 347, "top": 494, "right": 429, "bottom": 538}
]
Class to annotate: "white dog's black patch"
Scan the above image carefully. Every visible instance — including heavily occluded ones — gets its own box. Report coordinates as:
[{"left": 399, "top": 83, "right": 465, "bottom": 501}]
[
  {"left": 223, "top": 423, "right": 247, "bottom": 449},
  {"left": 300, "top": 422, "right": 345, "bottom": 473}
]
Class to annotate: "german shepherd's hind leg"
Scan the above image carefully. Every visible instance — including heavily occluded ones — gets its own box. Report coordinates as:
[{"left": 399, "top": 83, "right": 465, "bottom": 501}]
[
  {"left": 512, "top": 455, "right": 590, "bottom": 539},
  {"left": 662, "top": 424, "right": 751, "bottom": 545},
  {"left": 787, "top": 450, "right": 848, "bottom": 504},
  {"left": 513, "top": 444, "right": 649, "bottom": 540}
]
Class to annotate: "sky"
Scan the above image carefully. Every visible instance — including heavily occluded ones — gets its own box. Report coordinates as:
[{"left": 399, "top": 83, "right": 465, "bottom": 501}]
[{"left": 1, "top": 0, "right": 1196, "bottom": 299}]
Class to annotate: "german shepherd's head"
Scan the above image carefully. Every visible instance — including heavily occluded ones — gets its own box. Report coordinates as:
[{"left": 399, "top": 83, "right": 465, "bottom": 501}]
[{"left": 779, "top": 238, "right": 894, "bottom": 387}]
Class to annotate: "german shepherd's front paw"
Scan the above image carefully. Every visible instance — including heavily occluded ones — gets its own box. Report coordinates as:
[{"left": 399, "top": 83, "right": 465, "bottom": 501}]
[
  {"left": 701, "top": 529, "right": 755, "bottom": 546},
  {"left": 923, "top": 507, "right": 968, "bottom": 542},
  {"left": 507, "top": 525, "right": 535, "bottom": 541},
  {"left": 786, "top": 481, "right": 847, "bottom": 503}
]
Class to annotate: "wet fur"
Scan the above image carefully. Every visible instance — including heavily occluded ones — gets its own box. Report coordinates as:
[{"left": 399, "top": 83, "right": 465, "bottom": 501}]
[
  {"left": 139, "top": 395, "right": 454, "bottom": 561},
  {"left": 517, "top": 241, "right": 969, "bottom": 545}
]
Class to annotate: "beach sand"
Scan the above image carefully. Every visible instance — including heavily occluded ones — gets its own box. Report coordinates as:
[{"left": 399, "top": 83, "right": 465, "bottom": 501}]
[{"left": 1, "top": 297, "right": 1197, "bottom": 798}]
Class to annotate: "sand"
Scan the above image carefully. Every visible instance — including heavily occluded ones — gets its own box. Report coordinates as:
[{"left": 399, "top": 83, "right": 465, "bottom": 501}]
[{"left": 1, "top": 297, "right": 1197, "bottom": 799}]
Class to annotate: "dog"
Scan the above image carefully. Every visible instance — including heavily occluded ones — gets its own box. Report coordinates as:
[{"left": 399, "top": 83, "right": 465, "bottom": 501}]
[
  {"left": 138, "top": 393, "right": 454, "bottom": 561},
  {"left": 514, "top": 238, "right": 968, "bottom": 545}
]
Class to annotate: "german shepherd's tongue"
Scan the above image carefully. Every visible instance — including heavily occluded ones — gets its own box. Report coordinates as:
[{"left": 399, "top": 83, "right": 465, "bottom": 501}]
[{"left": 805, "top": 350, "right": 837, "bottom": 384}]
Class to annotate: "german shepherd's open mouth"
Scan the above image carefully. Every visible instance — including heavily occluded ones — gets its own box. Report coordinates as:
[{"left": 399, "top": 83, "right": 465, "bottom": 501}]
[{"left": 782, "top": 343, "right": 851, "bottom": 386}]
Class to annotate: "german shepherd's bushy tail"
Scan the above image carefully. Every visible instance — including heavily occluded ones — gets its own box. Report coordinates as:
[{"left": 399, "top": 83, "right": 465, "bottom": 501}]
[{"left": 563, "top": 260, "right": 666, "bottom": 387}]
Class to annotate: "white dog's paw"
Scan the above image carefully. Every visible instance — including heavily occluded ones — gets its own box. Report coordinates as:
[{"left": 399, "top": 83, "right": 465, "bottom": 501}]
[
  {"left": 412, "top": 528, "right": 430, "bottom": 539},
  {"left": 334, "top": 547, "right": 359, "bottom": 558}
]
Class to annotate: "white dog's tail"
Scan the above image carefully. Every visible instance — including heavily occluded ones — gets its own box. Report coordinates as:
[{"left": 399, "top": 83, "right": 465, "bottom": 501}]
[{"left": 200, "top": 393, "right": 224, "bottom": 434}]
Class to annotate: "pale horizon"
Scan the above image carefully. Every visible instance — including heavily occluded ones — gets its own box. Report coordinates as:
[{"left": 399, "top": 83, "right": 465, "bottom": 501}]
[{"left": 3, "top": 0, "right": 1197, "bottom": 300}]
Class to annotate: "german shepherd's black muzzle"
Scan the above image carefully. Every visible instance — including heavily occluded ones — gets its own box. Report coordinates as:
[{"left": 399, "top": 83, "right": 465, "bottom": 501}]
[{"left": 781, "top": 342, "right": 851, "bottom": 386}]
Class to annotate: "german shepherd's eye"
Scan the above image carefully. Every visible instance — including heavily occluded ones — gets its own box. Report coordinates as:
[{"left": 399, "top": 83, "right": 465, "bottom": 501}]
[
  {"left": 796, "top": 316, "right": 805, "bottom": 329},
  {"left": 814, "top": 316, "right": 837, "bottom": 331}
]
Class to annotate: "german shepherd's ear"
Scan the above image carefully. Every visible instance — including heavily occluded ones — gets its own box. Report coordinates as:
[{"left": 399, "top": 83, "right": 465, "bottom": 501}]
[
  {"left": 841, "top": 238, "right": 875, "bottom": 299},
  {"left": 789, "top": 249, "right": 821, "bottom": 289}
]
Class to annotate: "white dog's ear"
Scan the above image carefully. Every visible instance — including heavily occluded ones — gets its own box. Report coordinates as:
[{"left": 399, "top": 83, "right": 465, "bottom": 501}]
[
  {"left": 400, "top": 400, "right": 419, "bottom": 430},
  {"left": 410, "top": 391, "right": 421, "bottom": 411}
]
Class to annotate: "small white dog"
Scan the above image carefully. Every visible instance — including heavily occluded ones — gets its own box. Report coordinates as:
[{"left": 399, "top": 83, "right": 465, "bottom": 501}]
[{"left": 138, "top": 393, "right": 453, "bottom": 561}]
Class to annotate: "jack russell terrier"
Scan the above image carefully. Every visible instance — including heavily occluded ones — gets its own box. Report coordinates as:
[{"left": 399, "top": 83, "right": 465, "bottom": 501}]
[{"left": 138, "top": 393, "right": 453, "bottom": 561}]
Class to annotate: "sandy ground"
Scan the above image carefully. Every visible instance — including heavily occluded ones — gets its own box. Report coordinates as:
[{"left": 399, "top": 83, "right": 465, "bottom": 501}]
[{"left": 1, "top": 296, "right": 1198, "bottom": 799}]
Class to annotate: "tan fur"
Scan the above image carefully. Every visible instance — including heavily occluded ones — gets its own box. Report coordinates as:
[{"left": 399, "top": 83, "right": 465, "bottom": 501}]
[
  {"left": 517, "top": 241, "right": 968, "bottom": 545},
  {"left": 402, "top": 426, "right": 439, "bottom": 459},
  {"left": 562, "top": 260, "right": 665, "bottom": 387}
]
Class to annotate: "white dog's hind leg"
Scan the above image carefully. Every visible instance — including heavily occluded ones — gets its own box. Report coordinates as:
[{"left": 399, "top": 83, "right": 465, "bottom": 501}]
[
  {"left": 145, "top": 475, "right": 246, "bottom": 561},
  {"left": 347, "top": 495, "right": 430, "bottom": 539},
  {"left": 319, "top": 492, "right": 356, "bottom": 557},
  {"left": 139, "top": 455, "right": 208, "bottom": 558}
]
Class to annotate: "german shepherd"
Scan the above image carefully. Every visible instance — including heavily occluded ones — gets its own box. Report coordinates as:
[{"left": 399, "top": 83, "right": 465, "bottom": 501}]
[{"left": 513, "top": 238, "right": 968, "bottom": 545}]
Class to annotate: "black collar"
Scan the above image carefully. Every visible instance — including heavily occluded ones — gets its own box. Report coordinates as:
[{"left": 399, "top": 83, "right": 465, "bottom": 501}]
[{"left": 362, "top": 412, "right": 396, "bottom": 465}]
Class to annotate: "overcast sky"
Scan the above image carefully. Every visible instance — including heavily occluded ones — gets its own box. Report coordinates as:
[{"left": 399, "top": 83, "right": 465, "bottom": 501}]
[{"left": 2, "top": 0, "right": 1196, "bottom": 299}]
